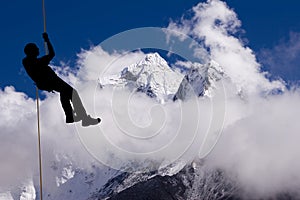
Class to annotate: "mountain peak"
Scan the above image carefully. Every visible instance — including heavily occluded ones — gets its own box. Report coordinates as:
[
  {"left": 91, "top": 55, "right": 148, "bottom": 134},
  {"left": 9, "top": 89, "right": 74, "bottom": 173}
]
[
  {"left": 142, "top": 53, "right": 167, "bottom": 65},
  {"left": 106, "top": 53, "right": 183, "bottom": 103},
  {"left": 99, "top": 53, "right": 226, "bottom": 103}
]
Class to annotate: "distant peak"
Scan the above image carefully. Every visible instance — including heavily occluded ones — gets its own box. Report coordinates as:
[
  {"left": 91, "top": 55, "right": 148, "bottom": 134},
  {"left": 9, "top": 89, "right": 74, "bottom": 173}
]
[
  {"left": 142, "top": 53, "right": 168, "bottom": 66},
  {"left": 145, "top": 52, "right": 161, "bottom": 60}
]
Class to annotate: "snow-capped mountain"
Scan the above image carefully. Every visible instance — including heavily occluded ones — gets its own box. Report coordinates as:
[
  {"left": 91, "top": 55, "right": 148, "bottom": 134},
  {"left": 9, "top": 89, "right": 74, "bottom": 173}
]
[
  {"left": 174, "top": 60, "right": 225, "bottom": 100},
  {"left": 99, "top": 53, "right": 226, "bottom": 103},
  {"left": 89, "top": 160, "right": 238, "bottom": 200},
  {"left": 100, "top": 53, "right": 184, "bottom": 103},
  {"left": 121, "top": 53, "right": 184, "bottom": 103}
]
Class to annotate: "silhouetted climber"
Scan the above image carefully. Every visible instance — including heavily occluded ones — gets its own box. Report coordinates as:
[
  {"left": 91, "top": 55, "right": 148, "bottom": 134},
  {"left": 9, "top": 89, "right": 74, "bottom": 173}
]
[{"left": 23, "top": 33, "right": 101, "bottom": 127}]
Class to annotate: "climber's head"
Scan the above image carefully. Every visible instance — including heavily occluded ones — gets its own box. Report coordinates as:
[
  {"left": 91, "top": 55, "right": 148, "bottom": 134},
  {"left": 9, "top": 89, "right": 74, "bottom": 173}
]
[{"left": 24, "top": 43, "right": 39, "bottom": 57}]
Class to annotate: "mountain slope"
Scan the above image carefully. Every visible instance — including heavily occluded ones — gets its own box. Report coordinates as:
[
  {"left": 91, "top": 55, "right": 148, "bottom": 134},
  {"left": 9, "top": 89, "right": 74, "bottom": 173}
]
[{"left": 174, "top": 60, "right": 225, "bottom": 100}]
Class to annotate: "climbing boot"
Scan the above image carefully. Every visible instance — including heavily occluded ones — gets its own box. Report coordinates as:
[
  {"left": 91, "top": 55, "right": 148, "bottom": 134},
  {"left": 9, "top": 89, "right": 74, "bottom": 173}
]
[{"left": 82, "top": 115, "right": 101, "bottom": 127}]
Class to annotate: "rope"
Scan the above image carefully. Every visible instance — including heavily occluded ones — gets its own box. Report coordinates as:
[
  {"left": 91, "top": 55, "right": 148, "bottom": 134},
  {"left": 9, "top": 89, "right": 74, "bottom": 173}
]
[
  {"left": 36, "top": 87, "right": 43, "bottom": 200},
  {"left": 42, "top": 0, "right": 48, "bottom": 55},
  {"left": 36, "top": 0, "right": 47, "bottom": 199}
]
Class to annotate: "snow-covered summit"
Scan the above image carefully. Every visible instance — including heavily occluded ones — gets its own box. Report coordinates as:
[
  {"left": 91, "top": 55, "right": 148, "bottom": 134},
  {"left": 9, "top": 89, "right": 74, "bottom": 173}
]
[
  {"left": 99, "top": 53, "right": 226, "bottom": 103},
  {"left": 174, "top": 60, "right": 226, "bottom": 100},
  {"left": 100, "top": 53, "right": 184, "bottom": 103}
]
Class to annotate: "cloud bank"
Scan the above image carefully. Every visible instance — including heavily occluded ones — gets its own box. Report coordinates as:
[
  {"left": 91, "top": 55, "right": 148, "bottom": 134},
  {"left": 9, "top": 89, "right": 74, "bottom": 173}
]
[
  {"left": 165, "top": 0, "right": 300, "bottom": 197},
  {"left": 167, "top": 0, "right": 284, "bottom": 95}
]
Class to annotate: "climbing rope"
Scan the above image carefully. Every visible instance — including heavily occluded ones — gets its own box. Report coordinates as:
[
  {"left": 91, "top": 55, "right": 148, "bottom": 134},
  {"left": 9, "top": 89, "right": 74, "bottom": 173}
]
[
  {"left": 36, "top": 0, "right": 47, "bottom": 199},
  {"left": 42, "top": 0, "right": 48, "bottom": 55},
  {"left": 36, "top": 87, "right": 43, "bottom": 200}
]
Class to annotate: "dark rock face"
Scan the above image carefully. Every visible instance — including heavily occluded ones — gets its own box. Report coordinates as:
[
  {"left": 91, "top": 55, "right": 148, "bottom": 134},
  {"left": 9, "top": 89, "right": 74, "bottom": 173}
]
[
  {"left": 108, "top": 175, "right": 187, "bottom": 200},
  {"left": 91, "top": 164, "right": 298, "bottom": 200},
  {"left": 93, "top": 164, "right": 237, "bottom": 200}
]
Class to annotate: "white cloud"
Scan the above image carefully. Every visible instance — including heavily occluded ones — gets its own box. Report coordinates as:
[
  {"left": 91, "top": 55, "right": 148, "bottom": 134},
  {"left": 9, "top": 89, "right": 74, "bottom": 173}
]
[
  {"left": 206, "top": 90, "right": 300, "bottom": 197},
  {"left": 0, "top": 85, "right": 95, "bottom": 194},
  {"left": 165, "top": 0, "right": 300, "bottom": 197},
  {"left": 0, "top": 87, "right": 36, "bottom": 189},
  {"left": 76, "top": 46, "right": 146, "bottom": 82},
  {"left": 167, "top": 0, "right": 284, "bottom": 95}
]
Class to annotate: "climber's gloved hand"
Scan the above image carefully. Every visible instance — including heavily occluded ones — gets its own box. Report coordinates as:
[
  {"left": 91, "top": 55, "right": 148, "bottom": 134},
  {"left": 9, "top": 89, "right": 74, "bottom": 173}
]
[{"left": 42, "top": 32, "right": 49, "bottom": 42}]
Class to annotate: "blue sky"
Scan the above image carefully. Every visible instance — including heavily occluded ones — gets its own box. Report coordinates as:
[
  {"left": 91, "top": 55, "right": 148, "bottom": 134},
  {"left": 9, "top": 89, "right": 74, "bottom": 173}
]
[{"left": 1, "top": 0, "right": 300, "bottom": 97}]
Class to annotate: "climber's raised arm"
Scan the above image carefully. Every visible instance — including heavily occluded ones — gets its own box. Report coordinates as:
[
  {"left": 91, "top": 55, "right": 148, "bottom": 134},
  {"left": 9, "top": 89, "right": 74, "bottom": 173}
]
[{"left": 42, "top": 32, "right": 55, "bottom": 62}]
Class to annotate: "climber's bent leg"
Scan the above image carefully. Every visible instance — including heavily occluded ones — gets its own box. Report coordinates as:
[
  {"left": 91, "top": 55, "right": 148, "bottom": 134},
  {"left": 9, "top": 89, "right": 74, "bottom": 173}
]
[
  {"left": 71, "top": 89, "right": 88, "bottom": 120},
  {"left": 53, "top": 77, "right": 100, "bottom": 126},
  {"left": 52, "top": 78, "right": 77, "bottom": 123},
  {"left": 72, "top": 90, "right": 101, "bottom": 126}
]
